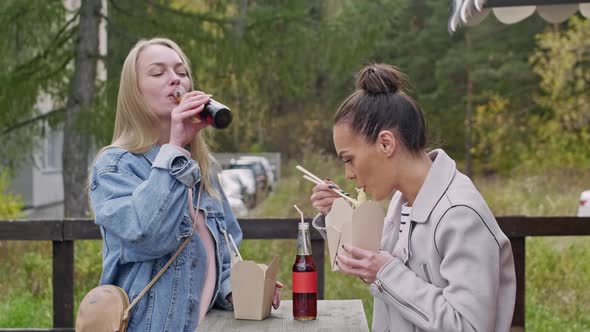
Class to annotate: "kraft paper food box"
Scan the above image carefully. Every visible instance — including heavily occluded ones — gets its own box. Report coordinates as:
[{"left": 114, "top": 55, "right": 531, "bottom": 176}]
[
  {"left": 230, "top": 256, "right": 280, "bottom": 320},
  {"left": 325, "top": 198, "right": 385, "bottom": 271}
]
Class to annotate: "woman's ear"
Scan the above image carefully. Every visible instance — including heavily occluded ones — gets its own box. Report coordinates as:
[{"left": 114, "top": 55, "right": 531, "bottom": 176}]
[{"left": 377, "top": 130, "right": 396, "bottom": 157}]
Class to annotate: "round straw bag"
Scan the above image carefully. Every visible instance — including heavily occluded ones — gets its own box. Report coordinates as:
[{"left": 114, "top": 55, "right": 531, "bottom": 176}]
[{"left": 76, "top": 285, "right": 130, "bottom": 331}]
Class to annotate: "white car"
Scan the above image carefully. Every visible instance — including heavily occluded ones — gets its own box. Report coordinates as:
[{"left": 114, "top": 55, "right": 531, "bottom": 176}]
[
  {"left": 220, "top": 168, "right": 257, "bottom": 208},
  {"left": 221, "top": 169, "right": 256, "bottom": 196},
  {"left": 226, "top": 196, "right": 248, "bottom": 217},
  {"left": 218, "top": 173, "right": 248, "bottom": 217},
  {"left": 238, "top": 156, "right": 276, "bottom": 192},
  {"left": 578, "top": 190, "right": 590, "bottom": 217}
]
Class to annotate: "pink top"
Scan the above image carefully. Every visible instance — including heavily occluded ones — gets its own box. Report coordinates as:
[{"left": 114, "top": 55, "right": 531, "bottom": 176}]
[{"left": 188, "top": 188, "right": 217, "bottom": 322}]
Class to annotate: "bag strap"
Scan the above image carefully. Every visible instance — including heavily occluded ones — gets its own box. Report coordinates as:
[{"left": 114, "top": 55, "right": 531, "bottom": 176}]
[{"left": 124, "top": 187, "right": 203, "bottom": 319}]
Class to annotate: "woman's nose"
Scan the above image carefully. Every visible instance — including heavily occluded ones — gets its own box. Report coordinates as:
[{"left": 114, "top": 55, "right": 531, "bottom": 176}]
[
  {"left": 170, "top": 76, "right": 180, "bottom": 86},
  {"left": 169, "top": 70, "right": 181, "bottom": 85},
  {"left": 345, "top": 167, "right": 355, "bottom": 180}
]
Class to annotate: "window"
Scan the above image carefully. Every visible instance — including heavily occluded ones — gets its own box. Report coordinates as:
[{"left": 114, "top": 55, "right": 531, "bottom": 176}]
[{"left": 43, "top": 125, "right": 63, "bottom": 171}]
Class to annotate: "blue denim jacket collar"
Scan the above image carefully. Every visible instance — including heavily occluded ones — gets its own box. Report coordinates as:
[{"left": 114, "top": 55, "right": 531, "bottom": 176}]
[{"left": 142, "top": 144, "right": 161, "bottom": 164}]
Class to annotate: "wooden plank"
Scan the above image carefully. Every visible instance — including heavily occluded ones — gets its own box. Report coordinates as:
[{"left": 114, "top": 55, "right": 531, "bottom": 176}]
[
  {"left": 311, "top": 239, "right": 325, "bottom": 299},
  {"left": 62, "top": 219, "right": 100, "bottom": 240},
  {"left": 2, "top": 217, "right": 589, "bottom": 241},
  {"left": 486, "top": 0, "right": 590, "bottom": 7},
  {"left": 511, "top": 237, "right": 526, "bottom": 327},
  {"left": 238, "top": 218, "right": 324, "bottom": 240},
  {"left": 0, "top": 329, "right": 74, "bottom": 332},
  {"left": 498, "top": 217, "right": 590, "bottom": 237},
  {"left": 0, "top": 220, "right": 63, "bottom": 241},
  {"left": 196, "top": 300, "right": 369, "bottom": 332},
  {"left": 52, "top": 241, "right": 74, "bottom": 328}
]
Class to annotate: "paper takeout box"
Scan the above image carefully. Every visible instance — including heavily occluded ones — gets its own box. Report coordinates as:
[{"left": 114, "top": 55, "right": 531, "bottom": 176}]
[
  {"left": 325, "top": 198, "right": 385, "bottom": 271},
  {"left": 230, "top": 255, "right": 280, "bottom": 320}
]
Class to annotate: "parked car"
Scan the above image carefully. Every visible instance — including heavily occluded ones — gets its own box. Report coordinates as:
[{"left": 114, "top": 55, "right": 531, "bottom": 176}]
[
  {"left": 226, "top": 196, "right": 248, "bottom": 217},
  {"left": 578, "top": 190, "right": 590, "bottom": 217},
  {"left": 238, "top": 156, "right": 276, "bottom": 192},
  {"left": 217, "top": 173, "right": 248, "bottom": 217},
  {"left": 228, "top": 160, "right": 268, "bottom": 193},
  {"left": 221, "top": 169, "right": 257, "bottom": 208}
]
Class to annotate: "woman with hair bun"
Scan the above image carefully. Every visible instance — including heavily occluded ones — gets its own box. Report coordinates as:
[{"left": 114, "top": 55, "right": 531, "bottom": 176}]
[{"left": 310, "top": 64, "right": 516, "bottom": 331}]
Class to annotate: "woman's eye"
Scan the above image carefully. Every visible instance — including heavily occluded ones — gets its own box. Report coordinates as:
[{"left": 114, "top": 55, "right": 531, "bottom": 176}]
[
  {"left": 343, "top": 158, "right": 352, "bottom": 164},
  {"left": 151, "top": 72, "right": 163, "bottom": 77},
  {"left": 177, "top": 72, "right": 188, "bottom": 77}
]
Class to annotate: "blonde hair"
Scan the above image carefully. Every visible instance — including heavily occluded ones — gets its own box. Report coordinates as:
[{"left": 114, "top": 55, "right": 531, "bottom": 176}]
[{"left": 99, "top": 37, "right": 218, "bottom": 197}]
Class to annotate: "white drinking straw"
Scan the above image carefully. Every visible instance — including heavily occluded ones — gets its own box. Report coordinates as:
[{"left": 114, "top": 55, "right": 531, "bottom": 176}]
[{"left": 228, "top": 234, "right": 243, "bottom": 261}]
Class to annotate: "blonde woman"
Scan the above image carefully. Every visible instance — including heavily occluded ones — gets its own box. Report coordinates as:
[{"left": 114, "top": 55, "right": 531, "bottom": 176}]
[{"left": 89, "top": 38, "right": 280, "bottom": 331}]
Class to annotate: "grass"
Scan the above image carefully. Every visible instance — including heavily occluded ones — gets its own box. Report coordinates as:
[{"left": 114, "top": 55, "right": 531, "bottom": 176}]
[{"left": 1, "top": 158, "right": 589, "bottom": 330}]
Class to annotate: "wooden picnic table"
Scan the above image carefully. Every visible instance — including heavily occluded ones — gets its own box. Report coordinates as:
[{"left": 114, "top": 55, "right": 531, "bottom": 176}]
[{"left": 196, "top": 299, "right": 369, "bottom": 331}]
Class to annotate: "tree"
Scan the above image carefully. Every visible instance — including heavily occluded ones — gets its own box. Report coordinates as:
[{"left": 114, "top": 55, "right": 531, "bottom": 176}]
[
  {"left": 62, "top": 0, "right": 103, "bottom": 217},
  {"left": 371, "top": 0, "right": 545, "bottom": 174},
  {"left": 526, "top": 15, "right": 590, "bottom": 169},
  {"left": 0, "top": 170, "right": 23, "bottom": 219},
  {"left": 0, "top": 0, "right": 71, "bottom": 170}
]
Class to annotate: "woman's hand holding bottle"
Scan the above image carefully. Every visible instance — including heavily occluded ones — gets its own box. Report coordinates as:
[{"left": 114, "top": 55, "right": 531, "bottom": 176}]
[{"left": 169, "top": 90, "right": 211, "bottom": 147}]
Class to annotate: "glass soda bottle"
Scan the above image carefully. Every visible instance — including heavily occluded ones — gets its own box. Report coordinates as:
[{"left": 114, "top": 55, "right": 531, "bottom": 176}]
[{"left": 292, "top": 222, "right": 317, "bottom": 320}]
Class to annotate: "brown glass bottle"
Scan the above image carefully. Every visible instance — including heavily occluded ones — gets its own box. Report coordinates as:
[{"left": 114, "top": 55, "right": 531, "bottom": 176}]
[{"left": 292, "top": 222, "right": 317, "bottom": 320}]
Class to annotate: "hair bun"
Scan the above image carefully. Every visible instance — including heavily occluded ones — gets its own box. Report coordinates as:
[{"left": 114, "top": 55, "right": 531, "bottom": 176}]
[{"left": 356, "top": 64, "right": 406, "bottom": 95}]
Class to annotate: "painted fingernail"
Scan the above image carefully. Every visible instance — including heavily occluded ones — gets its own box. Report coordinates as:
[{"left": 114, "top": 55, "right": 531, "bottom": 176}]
[
  {"left": 328, "top": 185, "right": 336, "bottom": 189},
  {"left": 342, "top": 244, "right": 344, "bottom": 249}
]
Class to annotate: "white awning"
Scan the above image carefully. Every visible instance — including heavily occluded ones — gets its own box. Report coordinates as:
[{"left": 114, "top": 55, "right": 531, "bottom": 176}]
[{"left": 449, "top": 0, "right": 590, "bottom": 33}]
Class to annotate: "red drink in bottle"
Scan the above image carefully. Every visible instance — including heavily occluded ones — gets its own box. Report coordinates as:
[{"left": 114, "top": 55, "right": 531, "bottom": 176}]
[{"left": 292, "top": 222, "right": 317, "bottom": 320}]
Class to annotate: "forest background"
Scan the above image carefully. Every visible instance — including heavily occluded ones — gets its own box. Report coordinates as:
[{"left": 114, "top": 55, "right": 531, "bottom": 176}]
[{"left": 0, "top": 0, "right": 589, "bottom": 330}]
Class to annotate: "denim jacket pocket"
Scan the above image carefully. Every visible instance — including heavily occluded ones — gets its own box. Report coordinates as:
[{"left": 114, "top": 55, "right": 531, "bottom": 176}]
[
  {"left": 177, "top": 215, "right": 192, "bottom": 241},
  {"left": 210, "top": 213, "right": 229, "bottom": 257}
]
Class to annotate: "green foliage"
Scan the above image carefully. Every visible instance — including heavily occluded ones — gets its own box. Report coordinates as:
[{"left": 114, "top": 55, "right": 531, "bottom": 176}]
[
  {"left": 530, "top": 16, "right": 590, "bottom": 130},
  {"left": 0, "top": 240, "right": 102, "bottom": 328},
  {"left": 93, "top": 0, "right": 407, "bottom": 159},
  {"left": 468, "top": 17, "right": 590, "bottom": 174},
  {"left": 526, "top": 237, "right": 590, "bottom": 331},
  {"left": 0, "top": 0, "right": 71, "bottom": 169},
  {"left": 0, "top": 170, "right": 23, "bottom": 219},
  {"left": 0, "top": 240, "right": 53, "bottom": 327},
  {"left": 74, "top": 240, "right": 103, "bottom": 312},
  {"left": 472, "top": 95, "right": 529, "bottom": 173},
  {"left": 524, "top": 16, "right": 590, "bottom": 170},
  {"left": 371, "top": 0, "right": 545, "bottom": 159}
]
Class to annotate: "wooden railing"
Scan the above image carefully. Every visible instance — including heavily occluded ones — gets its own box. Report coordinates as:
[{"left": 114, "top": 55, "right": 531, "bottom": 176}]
[{"left": 1, "top": 216, "right": 589, "bottom": 332}]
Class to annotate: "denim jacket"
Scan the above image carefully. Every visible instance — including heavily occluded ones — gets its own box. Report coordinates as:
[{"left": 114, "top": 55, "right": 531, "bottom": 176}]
[{"left": 89, "top": 144, "right": 242, "bottom": 332}]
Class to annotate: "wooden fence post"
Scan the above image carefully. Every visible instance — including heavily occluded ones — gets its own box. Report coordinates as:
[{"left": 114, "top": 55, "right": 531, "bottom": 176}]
[
  {"left": 52, "top": 240, "right": 74, "bottom": 328},
  {"left": 311, "top": 239, "right": 325, "bottom": 299},
  {"left": 511, "top": 236, "right": 526, "bottom": 328}
]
